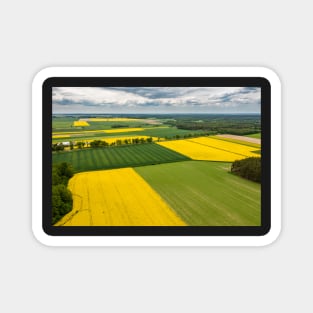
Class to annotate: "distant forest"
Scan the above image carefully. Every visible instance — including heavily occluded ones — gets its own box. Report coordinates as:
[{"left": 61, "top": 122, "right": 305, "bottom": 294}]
[
  {"left": 163, "top": 114, "right": 261, "bottom": 135},
  {"left": 52, "top": 114, "right": 261, "bottom": 136}
]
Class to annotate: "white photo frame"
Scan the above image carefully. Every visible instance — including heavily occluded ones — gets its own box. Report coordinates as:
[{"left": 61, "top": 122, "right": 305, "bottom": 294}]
[{"left": 32, "top": 67, "right": 281, "bottom": 246}]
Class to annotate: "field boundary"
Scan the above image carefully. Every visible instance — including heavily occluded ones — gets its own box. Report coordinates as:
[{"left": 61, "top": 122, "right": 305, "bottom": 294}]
[{"left": 187, "top": 139, "right": 249, "bottom": 158}]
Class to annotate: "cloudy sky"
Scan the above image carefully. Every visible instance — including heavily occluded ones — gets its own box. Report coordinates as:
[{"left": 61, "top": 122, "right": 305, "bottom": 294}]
[{"left": 52, "top": 87, "right": 260, "bottom": 114}]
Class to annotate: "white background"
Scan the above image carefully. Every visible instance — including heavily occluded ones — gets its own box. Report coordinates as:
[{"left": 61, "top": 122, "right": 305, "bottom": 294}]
[{"left": 0, "top": 1, "right": 311, "bottom": 312}]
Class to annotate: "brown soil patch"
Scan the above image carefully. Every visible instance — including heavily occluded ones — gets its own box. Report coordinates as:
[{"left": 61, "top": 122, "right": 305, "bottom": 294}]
[{"left": 215, "top": 134, "right": 261, "bottom": 144}]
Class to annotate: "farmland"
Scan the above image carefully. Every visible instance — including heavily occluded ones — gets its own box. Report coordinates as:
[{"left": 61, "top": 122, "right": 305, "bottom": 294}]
[
  {"left": 136, "top": 161, "right": 261, "bottom": 226},
  {"left": 52, "top": 117, "right": 162, "bottom": 133},
  {"left": 156, "top": 136, "right": 260, "bottom": 162},
  {"left": 52, "top": 143, "right": 190, "bottom": 172},
  {"left": 157, "top": 139, "right": 242, "bottom": 162},
  {"left": 52, "top": 126, "right": 202, "bottom": 143},
  {"left": 73, "top": 120, "right": 90, "bottom": 127},
  {"left": 212, "top": 135, "right": 261, "bottom": 148},
  {"left": 52, "top": 135, "right": 159, "bottom": 145},
  {"left": 246, "top": 133, "right": 261, "bottom": 139},
  {"left": 87, "top": 117, "right": 142, "bottom": 122},
  {"left": 55, "top": 168, "right": 186, "bottom": 226},
  {"left": 52, "top": 113, "right": 261, "bottom": 226},
  {"left": 189, "top": 137, "right": 259, "bottom": 157}
]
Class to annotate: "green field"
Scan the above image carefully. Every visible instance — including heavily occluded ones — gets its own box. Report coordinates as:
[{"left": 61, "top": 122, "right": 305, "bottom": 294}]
[
  {"left": 52, "top": 117, "right": 160, "bottom": 133},
  {"left": 52, "top": 115, "right": 261, "bottom": 227},
  {"left": 135, "top": 161, "right": 261, "bottom": 226},
  {"left": 135, "top": 127, "right": 203, "bottom": 138},
  {"left": 52, "top": 117, "right": 77, "bottom": 130},
  {"left": 52, "top": 117, "right": 148, "bottom": 132},
  {"left": 52, "top": 127, "right": 203, "bottom": 143},
  {"left": 246, "top": 133, "right": 261, "bottom": 139},
  {"left": 52, "top": 143, "right": 190, "bottom": 172}
]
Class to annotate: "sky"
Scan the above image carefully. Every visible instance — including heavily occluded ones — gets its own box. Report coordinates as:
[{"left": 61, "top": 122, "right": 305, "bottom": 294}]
[{"left": 52, "top": 87, "right": 261, "bottom": 114}]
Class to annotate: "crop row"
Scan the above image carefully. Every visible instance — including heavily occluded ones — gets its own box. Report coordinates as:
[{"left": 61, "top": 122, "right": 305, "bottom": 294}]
[
  {"left": 52, "top": 143, "right": 190, "bottom": 172},
  {"left": 156, "top": 137, "right": 260, "bottom": 162},
  {"left": 55, "top": 168, "right": 186, "bottom": 226}
]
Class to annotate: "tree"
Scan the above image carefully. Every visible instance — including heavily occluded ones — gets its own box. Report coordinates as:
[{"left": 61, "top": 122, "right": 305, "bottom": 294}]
[
  {"left": 90, "top": 140, "right": 102, "bottom": 148},
  {"left": 51, "top": 162, "right": 74, "bottom": 224},
  {"left": 53, "top": 143, "right": 64, "bottom": 152},
  {"left": 52, "top": 184, "right": 73, "bottom": 224},
  {"left": 76, "top": 141, "right": 85, "bottom": 149},
  {"left": 231, "top": 157, "right": 261, "bottom": 182}
]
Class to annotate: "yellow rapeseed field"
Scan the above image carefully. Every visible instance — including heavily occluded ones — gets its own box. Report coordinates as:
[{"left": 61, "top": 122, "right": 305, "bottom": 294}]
[
  {"left": 88, "top": 118, "right": 141, "bottom": 122},
  {"left": 188, "top": 137, "right": 259, "bottom": 158},
  {"left": 104, "top": 127, "right": 143, "bottom": 133},
  {"left": 52, "top": 134, "right": 70, "bottom": 139},
  {"left": 52, "top": 135, "right": 160, "bottom": 145},
  {"left": 156, "top": 137, "right": 257, "bottom": 162},
  {"left": 55, "top": 168, "right": 186, "bottom": 226},
  {"left": 53, "top": 128, "right": 145, "bottom": 136},
  {"left": 73, "top": 121, "right": 90, "bottom": 127}
]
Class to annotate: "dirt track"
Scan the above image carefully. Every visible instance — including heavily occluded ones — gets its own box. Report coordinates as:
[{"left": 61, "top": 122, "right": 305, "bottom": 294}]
[{"left": 215, "top": 134, "right": 261, "bottom": 144}]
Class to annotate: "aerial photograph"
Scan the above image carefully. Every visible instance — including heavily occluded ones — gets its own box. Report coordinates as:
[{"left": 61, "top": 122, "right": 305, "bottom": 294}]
[{"left": 51, "top": 87, "right": 261, "bottom": 226}]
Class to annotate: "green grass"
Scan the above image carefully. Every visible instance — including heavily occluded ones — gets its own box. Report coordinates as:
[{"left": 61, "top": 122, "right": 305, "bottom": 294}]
[
  {"left": 52, "top": 126, "right": 203, "bottom": 143},
  {"left": 135, "top": 161, "right": 261, "bottom": 226},
  {"left": 52, "top": 143, "right": 190, "bottom": 172},
  {"left": 211, "top": 136, "right": 261, "bottom": 148},
  {"left": 52, "top": 130, "right": 155, "bottom": 143},
  {"left": 136, "top": 127, "right": 203, "bottom": 138},
  {"left": 246, "top": 133, "right": 261, "bottom": 139},
  {"left": 84, "top": 120, "right": 148, "bottom": 130},
  {"left": 52, "top": 117, "right": 77, "bottom": 130},
  {"left": 52, "top": 118, "right": 153, "bottom": 132}
]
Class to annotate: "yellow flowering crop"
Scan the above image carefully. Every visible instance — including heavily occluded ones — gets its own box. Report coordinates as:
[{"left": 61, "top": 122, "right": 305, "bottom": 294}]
[
  {"left": 80, "top": 135, "right": 158, "bottom": 143},
  {"left": 88, "top": 118, "right": 141, "bottom": 122},
  {"left": 189, "top": 137, "right": 259, "bottom": 158},
  {"left": 52, "top": 134, "right": 70, "bottom": 139},
  {"left": 103, "top": 127, "right": 143, "bottom": 133},
  {"left": 55, "top": 168, "right": 186, "bottom": 226},
  {"left": 53, "top": 128, "right": 144, "bottom": 136},
  {"left": 52, "top": 135, "right": 159, "bottom": 145},
  {"left": 156, "top": 137, "right": 259, "bottom": 162},
  {"left": 73, "top": 121, "right": 90, "bottom": 127}
]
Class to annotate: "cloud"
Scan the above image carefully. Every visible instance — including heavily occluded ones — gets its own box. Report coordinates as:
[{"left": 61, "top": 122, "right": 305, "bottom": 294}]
[{"left": 52, "top": 87, "right": 260, "bottom": 113}]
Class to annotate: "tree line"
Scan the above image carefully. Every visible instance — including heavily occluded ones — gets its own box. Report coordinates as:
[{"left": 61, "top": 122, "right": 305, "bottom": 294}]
[
  {"left": 52, "top": 136, "right": 154, "bottom": 151},
  {"left": 231, "top": 157, "right": 261, "bottom": 183},
  {"left": 176, "top": 122, "right": 260, "bottom": 135},
  {"left": 164, "top": 116, "right": 261, "bottom": 136},
  {"left": 52, "top": 133, "right": 223, "bottom": 152},
  {"left": 52, "top": 162, "right": 73, "bottom": 224}
]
